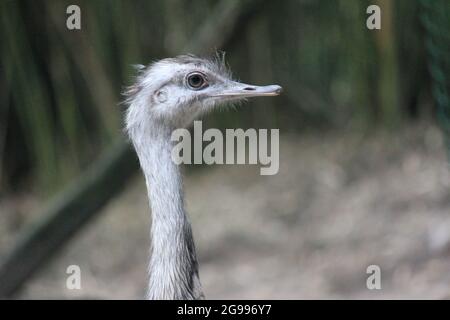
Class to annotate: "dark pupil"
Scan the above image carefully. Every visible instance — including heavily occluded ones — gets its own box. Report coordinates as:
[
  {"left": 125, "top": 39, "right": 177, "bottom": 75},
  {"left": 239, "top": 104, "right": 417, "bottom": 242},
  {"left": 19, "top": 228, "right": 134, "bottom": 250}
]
[{"left": 189, "top": 74, "right": 203, "bottom": 88}]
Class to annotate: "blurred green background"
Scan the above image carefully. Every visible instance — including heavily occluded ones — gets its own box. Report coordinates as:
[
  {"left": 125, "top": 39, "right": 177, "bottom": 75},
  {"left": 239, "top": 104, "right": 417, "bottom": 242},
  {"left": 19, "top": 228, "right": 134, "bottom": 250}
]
[
  {"left": 1, "top": 0, "right": 447, "bottom": 195},
  {"left": 0, "top": 0, "right": 449, "bottom": 299}
]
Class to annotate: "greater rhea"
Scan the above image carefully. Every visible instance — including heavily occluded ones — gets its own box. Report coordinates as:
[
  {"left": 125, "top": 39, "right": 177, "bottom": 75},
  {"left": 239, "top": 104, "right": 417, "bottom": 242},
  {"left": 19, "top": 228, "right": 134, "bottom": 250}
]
[{"left": 124, "top": 55, "right": 282, "bottom": 299}]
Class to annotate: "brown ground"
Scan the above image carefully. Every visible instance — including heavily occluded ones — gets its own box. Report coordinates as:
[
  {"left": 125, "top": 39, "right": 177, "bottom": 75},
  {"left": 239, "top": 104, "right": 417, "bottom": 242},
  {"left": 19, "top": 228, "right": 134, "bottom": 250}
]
[{"left": 3, "top": 123, "right": 450, "bottom": 299}]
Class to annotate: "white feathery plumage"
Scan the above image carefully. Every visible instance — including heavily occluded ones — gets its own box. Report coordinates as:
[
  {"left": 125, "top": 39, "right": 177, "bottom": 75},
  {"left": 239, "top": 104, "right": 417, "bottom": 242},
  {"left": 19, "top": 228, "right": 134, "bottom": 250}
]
[{"left": 124, "top": 55, "right": 282, "bottom": 299}]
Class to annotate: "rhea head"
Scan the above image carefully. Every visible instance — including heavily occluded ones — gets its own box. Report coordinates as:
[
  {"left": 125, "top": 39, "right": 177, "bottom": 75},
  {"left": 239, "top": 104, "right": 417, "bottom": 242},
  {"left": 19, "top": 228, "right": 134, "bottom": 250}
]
[{"left": 125, "top": 54, "right": 282, "bottom": 133}]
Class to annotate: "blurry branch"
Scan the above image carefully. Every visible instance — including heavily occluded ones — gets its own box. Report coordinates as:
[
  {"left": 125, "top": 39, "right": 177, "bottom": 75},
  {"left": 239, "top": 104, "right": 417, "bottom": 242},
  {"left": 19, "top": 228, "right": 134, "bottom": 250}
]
[
  {"left": 0, "top": 0, "right": 266, "bottom": 298},
  {"left": 0, "top": 141, "right": 135, "bottom": 297}
]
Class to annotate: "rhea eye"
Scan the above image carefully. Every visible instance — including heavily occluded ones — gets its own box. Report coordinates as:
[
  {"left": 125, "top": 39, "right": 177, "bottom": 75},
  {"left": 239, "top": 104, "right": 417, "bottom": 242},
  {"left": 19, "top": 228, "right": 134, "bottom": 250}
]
[{"left": 187, "top": 72, "right": 207, "bottom": 90}]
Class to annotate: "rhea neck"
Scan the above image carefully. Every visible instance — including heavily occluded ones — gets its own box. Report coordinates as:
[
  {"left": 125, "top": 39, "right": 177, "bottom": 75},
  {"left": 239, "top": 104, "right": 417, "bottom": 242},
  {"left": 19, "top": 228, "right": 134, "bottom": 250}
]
[{"left": 129, "top": 117, "right": 203, "bottom": 300}]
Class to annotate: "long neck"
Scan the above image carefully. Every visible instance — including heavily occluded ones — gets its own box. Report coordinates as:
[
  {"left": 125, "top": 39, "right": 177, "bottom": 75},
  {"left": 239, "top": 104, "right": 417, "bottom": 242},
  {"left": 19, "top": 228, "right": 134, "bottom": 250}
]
[{"left": 131, "top": 125, "right": 203, "bottom": 300}]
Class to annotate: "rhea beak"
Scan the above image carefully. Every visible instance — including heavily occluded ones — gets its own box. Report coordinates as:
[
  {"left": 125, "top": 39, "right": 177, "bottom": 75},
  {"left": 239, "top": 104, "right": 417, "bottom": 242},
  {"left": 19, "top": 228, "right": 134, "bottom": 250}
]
[{"left": 212, "top": 82, "right": 283, "bottom": 99}]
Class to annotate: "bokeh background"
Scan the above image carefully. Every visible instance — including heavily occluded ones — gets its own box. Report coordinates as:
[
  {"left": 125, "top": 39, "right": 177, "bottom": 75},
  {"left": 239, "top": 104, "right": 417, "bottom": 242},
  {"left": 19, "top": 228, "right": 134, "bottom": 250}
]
[{"left": 0, "top": 0, "right": 450, "bottom": 299}]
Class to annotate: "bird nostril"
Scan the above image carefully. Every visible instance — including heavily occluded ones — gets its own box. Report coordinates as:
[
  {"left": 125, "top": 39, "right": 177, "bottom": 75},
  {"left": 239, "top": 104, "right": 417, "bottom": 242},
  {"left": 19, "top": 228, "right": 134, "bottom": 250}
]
[{"left": 243, "top": 87, "right": 256, "bottom": 91}]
